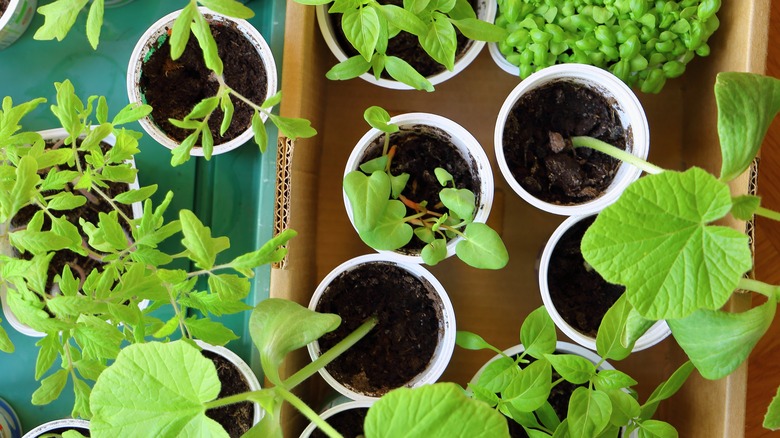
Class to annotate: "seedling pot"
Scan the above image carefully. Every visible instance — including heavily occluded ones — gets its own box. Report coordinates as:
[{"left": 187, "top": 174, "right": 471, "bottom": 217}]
[
  {"left": 315, "top": 0, "right": 494, "bottom": 90},
  {"left": 21, "top": 419, "right": 89, "bottom": 438},
  {"left": 307, "top": 254, "right": 456, "bottom": 401},
  {"left": 0, "top": 128, "right": 144, "bottom": 337},
  {"left": 300, "top": 400, "right": 374, "bottom": 438},
  {"left": 0, "top": 398, "right": 21, "bottom": 438},
  {"left": 0, "top": 0, "right": 36, "bottom": 50},
  {"left": 539, "top": 214, "right": 671, "bottom": 352},
  {"left": 126, "top": 7, "right": 277, "bottom": 156},
  {"left": 494, "top": 63, "right": 649, "bottom": 216},
  {"left": 344, "top": 112, "right": 494, "bottom": 265}
]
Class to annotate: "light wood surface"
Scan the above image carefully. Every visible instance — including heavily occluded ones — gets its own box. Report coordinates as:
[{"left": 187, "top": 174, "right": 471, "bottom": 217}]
[{"left": 746, "top": 3, "right": 780, "bottom": 437}]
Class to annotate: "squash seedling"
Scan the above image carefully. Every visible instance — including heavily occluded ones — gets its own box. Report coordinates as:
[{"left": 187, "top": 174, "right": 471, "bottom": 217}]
[
  {"left": 572, "top": 72, "right": 780, "bottom": 431},
  {"left": 343, "top": 106, "right": 508, "bottom": 269}
]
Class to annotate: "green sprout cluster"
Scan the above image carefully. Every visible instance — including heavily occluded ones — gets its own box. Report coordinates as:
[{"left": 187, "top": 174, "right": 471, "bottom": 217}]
[{"left": 494, "top": 0, "right": 721, "bottom": 93}]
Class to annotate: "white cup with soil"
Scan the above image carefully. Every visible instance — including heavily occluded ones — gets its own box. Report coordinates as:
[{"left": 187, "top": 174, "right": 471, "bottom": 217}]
[
  {"left": 307, "top": 254, "right": 456, "bottom": 401},
  {"left": 126, "top": 7, "right": 277, "bottom": 157},
  {"left": 539, "top": 214, "right": 671, "bottom": 352},
  {"left": 343, "top": 112, "right": 494, "bottom": 265},
  {"left": 300, "top": 400, "right": 374, "bottom": 438},
  {"left": 0, "top": 128, "right": 144, "bottom": 337},
  {"left": 494, "top": 63, "right": 649, "bottom": 216},
  {"left": 194, "top": 340, "right": 263, "bottom": 435},
  {"left": 315, "top": 0, "right": 495, "bottom": 90},
  {"left": 22, "top": 418, "right": 90, "bottom": 438},
  {"left": 0, "top": 0, "right": 36, "bottom": 50}
]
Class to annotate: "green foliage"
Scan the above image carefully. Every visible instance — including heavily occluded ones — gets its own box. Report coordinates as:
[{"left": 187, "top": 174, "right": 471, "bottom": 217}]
[{"left": 344, "top": 106, "right": 507, "bottom": 269}]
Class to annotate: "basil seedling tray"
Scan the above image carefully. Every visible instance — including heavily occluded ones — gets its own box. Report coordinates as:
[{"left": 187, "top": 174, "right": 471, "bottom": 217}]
[{"left": 0, "top": 0, "right": 284, "bottom": 430}]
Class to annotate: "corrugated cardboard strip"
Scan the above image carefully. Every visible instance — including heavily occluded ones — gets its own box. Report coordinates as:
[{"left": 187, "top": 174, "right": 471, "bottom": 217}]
[
  {"left": 273, "top": 136, "right": 294, "bottom": 270},
  {"left": 746, "top": 157, "right": 760, "bottom": 277}
]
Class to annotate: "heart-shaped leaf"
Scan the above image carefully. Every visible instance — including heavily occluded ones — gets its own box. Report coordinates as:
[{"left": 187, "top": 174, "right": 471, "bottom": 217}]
[{"left": 456, "top": 223, "right": 508, "bottom": 269}]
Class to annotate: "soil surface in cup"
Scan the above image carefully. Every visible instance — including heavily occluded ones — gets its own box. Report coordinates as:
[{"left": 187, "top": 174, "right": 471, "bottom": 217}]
[
  {"left": 140, "top": 18, "right": 267, "bottom": 145},
  {"left": 310, "top": 407, "right": 369, "bottom": 438},
  {"left": 0, "top": 0, "right": 9, "bottom": 17},
  {"left": 202, "top": 350, "right": 254, "bottom": 438},
  {"left": 31, "top": 426, "right": 91, "bottom": 437},
  {"left": 502, "top": 80, "right": 628, "bottom": 205},
  {"left": 10, "top": 140, "right": 133, "bottom": 295},
  {"left": 361, "top": 127, "right": 479, "bottom": 252},
  {"left": 329, "top": 0, "right": 478, "bottom": 79},
  {"left": 315, "top": 262, "right": 441, "bottom": 396},
  {"left": 547, "top": 216, "right": 625, "bottom": 337}
]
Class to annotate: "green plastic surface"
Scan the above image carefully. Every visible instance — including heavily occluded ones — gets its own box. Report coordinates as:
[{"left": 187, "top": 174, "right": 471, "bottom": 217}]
[{"left": 0, "top": 0, "right": 285, "bottom": 431}]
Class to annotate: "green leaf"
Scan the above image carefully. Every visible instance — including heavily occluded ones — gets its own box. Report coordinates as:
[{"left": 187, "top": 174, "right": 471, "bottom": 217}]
[
  {"left": 455, "top": 330, "right": 500, "bottom": 352},
  {"left": 637, "top": 419, "right": 679, "bottom": 438},
  {"left": 179, "top": 210, "right": 230, "bottom": 270},
  {"left": 33, "top": 0, "right": 90, "bottom": 42},
  {"left": 9, "top": 155, "right": 40, "bottom": 219},
  {"left": 581, "top": 168, "right": 752, "bottom": 320},
  {"left": 468, "top": 383, "right": 500, "bottom": 407},
  {"left": 219, "top": 93, "right": 234, "bottom": 136},
  {"left": 198, "top": 0, "right": 254, "bottom": 19},
  {"left": 268, "top": 114, "right": 317, "bottom": 140},
  {"left": 0, "top": 325, "right": 13, "bottom": 353},
  {"left": 520, "top": 306, "right": 557, "bottom": 359},
  {"left": 764, "top": 386, "right": 780, "bottom": 430},
  {"left": 731, "top": 195, "right": 761, "bottom": 220},
  {"left": 456, "top": 223, "right": 509, "bottom": 269},
  {"left": 404, "top": 0, "right": 431, "bottom": 14},
  {"left": 229, "top": 229, "right": 297, "bottom": 275},
  {"left": 477, "top": 356, "right": 520, "bottom": 393},
  {"left": 74, "top": 315, "right": 124, "bottom": 360},
  {"left": 385, "top": 56, "right": 434, "bottom": 91},
  {"left": 48, "top": 296, "right": 107, "bottom": 318},
  {"left": 380, "top": 4, "right": 427, "bottom": 36},
  {"left": 201, "top": 124, "right": 214, "bottom": 160},
  {"left": 249, "top": 299, "right": 340, "bottom": 385},
  {"left": 434, "top": 167, "right": 454, "bottom": 186},
  {"left": 390, "top": 173, "right": 409, "bottom": 199},
  {"left": 421, "top": 238, "right": 448, "bottom": 265},
  {"left": 260, "top": 91, "right": 283, "bottom": 110},
  {"left": 451, "top": 17, "right": 508, "bottom": 42},
  {"left": 414, "top": 226, "right": 436, "bottom": 244},
  {"left": 207, "top": 274, "right": 250, "bottom": 301},
  {"left": 72, "top": 377, "right": 92, "bottom": 419},
  {"left": 593, "top": 370, "right": 638, "bottom": 391},
  {"left": 623, "top": 307, "right": 656, "bottom": 349},
  {"left": 715, "top": 72, "right": 780, "bottom": 181},
  {"left": 152, "top": 316, "right": 180, "bottom": 339},
  {"left": 364, "top": 106, "right": 399, "bottom": 133},
  {"left": 171, "top": 132, "right": 198, "bottom": 166},
  {"left": 343, "top": 6, "right": 382, "bottom": 61},
  {"left": 35, "top": 333, "right": 61, "bottom": 380},
  {"left": 170, "top": 3, "right": 197, "bottom": 60},
  {"left": 421, "top": 13, "right": 457, "bottom": 70},
  {"left": 191, "top": 11, "right": 223, "bottom": 75},
  {"left": 544, "top": 354, "right": 597, "bottom": 384},
  {"left": 47, "top": 192, "right": 86, "bottom": 210},
  {"left": 90, "top": 342, "right": 226, "bottom": 437},
  {"left": 567, "top": 388, "right": 612, "bottom": 438},
  {"left": 251, "top": 110, "right": 268, "bottom": 153},
  {"left": 504, "top": 359, "right": 552, "bottom": 412},
  {"left": 640, "top": 361, "right": 695, "bottom": 419},
  {"left": 440, "top": 188, "right": 475, "bottom": 220},
  {"left": 326, "top": 55, "right": 372, "bottom": 80},
  {"left": 358, "top": 200, "right": 413, "bottom": 250},
  {"left": 86, "top": 0, "right": 104, "bottom": 49},
  {"left": 179, "top": 292, "right": 252, "bottom": 317},
  {"left": 606, "top": 389, "right": 640, "bottom": 427},
  {"left": 449, "top": 0, "right": 477, "bottom": 20},
  {"left": 596, "top": 294, "right": 634, "bottom": 361},
  {"left": 360, "top": 156, "right": 389, "bottom": 174},
  {"left": 114, "top": 185, "right": 158, "bottom": 205},
  {"left": 185, "top": 317, "right": 239, "bottom": 346},
  {"left": 112, "top": 102, "right": 153, "bottom": 126},
  {"left": 344, "top": 170, "right": 392, "bottom": 230},
  {"left": 364, "top": 383, "right": 510, "bottom": 437},
  {"left": 10, "top": 230, "right": 71, "bottom": 254},
  {"left": 534, "top": 401, "right": 561, "bottom": 432},
  {"left": 668, "top": 299, "right": 776, "bottom": 379},
  {"left": 32, "top": 369, "right": 69, "bottom": 405}
]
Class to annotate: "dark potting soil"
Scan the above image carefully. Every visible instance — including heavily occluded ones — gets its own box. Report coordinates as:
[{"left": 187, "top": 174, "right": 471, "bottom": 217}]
[
  {"left": 361, "top": 127, "right": 479, "bottom": 252},
  {"left": 502, "top": 80, "right": 628, "bottom": 205},
  {"left": 202, "top": 349, "right": 255, "bottom": 438},
  {"left": 10, "top": 140, "right": 133, "bottom": 295},
  {"left": 140, "top": 18, "right": 267, "bottom": 145},
  {"left": 547, "top": 216, "right": 625, "bottom": 337},
  {"left": 315, "top": 262, "right": 441, "bottom": 397},
  {"left": 31, "top": 426, "right": 91, "bottom": 437},
  {"left": 329, "top": 0, "right": 478, "bottom": 79},
  {"left": 310, "top": 407, "right": 369, "bottom": 438},
  {"left": 0, "top": 0, "right": 9, "bottom": 17}
]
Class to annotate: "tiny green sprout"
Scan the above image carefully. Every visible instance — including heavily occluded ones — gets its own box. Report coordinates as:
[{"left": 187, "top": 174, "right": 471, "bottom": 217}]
[
  {"left": 457, "top": 306, "right": 690, "bottom": 436},
  {"left": 297, "top": 0, "right": 506, "bottom": 91},
  {"left": 344, "top": 106, "right": 508, "bottom": 269}
]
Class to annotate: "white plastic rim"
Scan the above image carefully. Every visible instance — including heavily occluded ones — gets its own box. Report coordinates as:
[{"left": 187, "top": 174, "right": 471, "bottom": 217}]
[
  {"left": 538, "top": 214, "right": 671, "bottom": 352},
  {"left": 343, "top": 113, "right": 494, "bottom": 264},
  {"left": 0, "top": 0, "right": 36, "bottom": 50},
  {"left": 315, "top": 0, "right": 494, "bottom": 90},
  {"left": 307, "top": 254, "right": 456, "bottom": 401},
  {"left": 494, "top": 63, "right": 649, "bottom": 216},
  {"left": 126, "top": 7, "right": 277, "bottom": 156},
  {"left": 103, "top": 0, "right": 135, "bottom": 7},
  {"left": 0, "top": 127, "right": 145, "bottom": 337},
  {"left": 300, "top": 400, "right": 375, "bottom": 438},
  {"left": 194, "top": 340, "right": 264, "bottom": 427},
  {"left": 22, "top": 419, "right": 90, "bottom": 438}
]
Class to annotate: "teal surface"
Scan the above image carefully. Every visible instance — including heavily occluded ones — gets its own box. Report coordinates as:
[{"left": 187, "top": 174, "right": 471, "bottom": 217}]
[{"left": 0, "top": 0, "right": 285, "bottom": 431}]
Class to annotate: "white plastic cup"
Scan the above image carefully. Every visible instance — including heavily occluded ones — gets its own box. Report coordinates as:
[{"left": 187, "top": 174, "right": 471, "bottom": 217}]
[
  {"left": 0, "top": 398, "right": 21, "bottom": 438},
  {"left": 126, "top": 7, "right": 277, "bottom": 156},
  {"left": 307, "top": 254, "right": 456, "bottom": 401},
  {"left": 494, "top": 64, "right": 649, "bottom": 216},
  {"left": 538, "top": 215, "right": 671, "bottom": 352},
  {"left": 0, "top": 0, "right": 36, "bottom": 50},
  {"left": 0, "top": 128, "right": 144, "bottom": 337},
  {"left": 343, "top": 113, "right": 494, "bottom": 265},
  {"left": 300, "top": 400, "right": 374, "bottom": 438},
  {"left": 315, "top": 0, "right": 494, "bottom": 90},
  {"left": 22, "top": 419, "right": 90, "bottom": 438}
]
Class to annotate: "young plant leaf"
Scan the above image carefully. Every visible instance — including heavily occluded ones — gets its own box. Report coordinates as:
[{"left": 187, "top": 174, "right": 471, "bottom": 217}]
[
  {"left": 33, "top": 0, "right": 90, "bottom": 42},
  {"left": 456, "top": 330, "right": 501, "bottom": 353},
  {"left": 534, "top": 401, "right": 561, "bottom": 432},
  {"left": 380, "top": 4, "right": 428, "bottom": 36},
  {"left": 171, "top": 132, "right": 198, "bottom": 167},
  {"left": 434, "top": 167, "right": 454, "bottom": 186},
  {"left": 185, "top": 316, "right": 239, "bottom": 346},
  {"left": 668, "top": 299, "right": 776, "bottom": 380},
  {"left": 72, "top": 378, "right": 92, "bottom": 419},
  {"left": 543, "top": 354, "right": 597, "bottom": 385},
  {"left": 35, "top": 334, "right": 61, "bottom": 380},
  {"left": 9, "top": 155, "right": 40, "bottom": 219},
  {"left": 731, "top": 195, "right": 761, "bottom": 220},
  {"left": 623, "top": 307, "right": 656, "bottom": 349},
  {"left": 229, "top": 229, "right": 297, "bottom": 275},
  {"left": 764, "top": 386, "right": 780, "bottom": 430},
  {"left": 476, "top": 356, "right": 520, "bottom": 393},
  {"left": 249, "top": 299, "right": 340, "bottom": 385},
  {"left": 74, "top": 315, "right": 124, "bottom": 360},
  {"left": 326, "top": 55, "right": 372, "bottom": 80},
  {"left": 637, "top": 419, "right": 678, "bottom": 438},
  {"left": 112, "top": 102, "right": 153, "bottom": 126},
  {"left": 198, "top": 0, "right": 254, "bottom": 19},
  {"left": 414, "top": 226, "right": 436, "bottom": 243},
  {"left": 593, "top": 370, "right": 638, "bottom": 392},
  {"left": 360, "top": 156, "right": 389, "bottom": 174},
  {"left": 32, "top": 369, "right": 69, "bottom": 405},
  {"left": 86, "top": 0, "right": 104, "bottom": 49},
  {"left": 596, "top": 294, "right": 634, "bottom": 361},
  {"left": 468, "top": 383, "right": 500, "bottom": 407},
  {"left": 343, "top": 6, "right": 382, "bottom": 62},
  {"left": 605, "top": 389, "right": 641, "bottom": 427},
  {"left": 364, "top": 383, "right": 510, "bottom": 438},
  {"left": 259, "top": 91, "right": 283, "bottom": 110},
  {"left": 451, "top": 17, "right": 508, "bottom": 42},
  {"left": 456, "top": 222, "right": 509, "bottom": 269},
  {"left": 47, "top": 192, "right": 86, "bottom": 211},
  {"left": 207, "top": 274, "right": 250, "bottom": 301},
  {"left": 390, "top": 173, "right": 409, "bottom": 199},
  {"left": 0, "top": 325, "right": 13, "bottom": 353},
  {"left": 385, "top": 56, "right": 434, "bottom": 91},
  {"left": 640, "top": 361, "right": 695, "bottom": 419},
  {"left": 404, "top": 0, "right": 432, "bottom": 15},
  {"left": 170, "top": 3, "right": 197, "bottom": 59},
  {"left": 179, "top": 209, "right": 230, "bottom": 270},
  {"left": 191, "top": 11, "right": 224, "bottom": 75},
  {"left": 503, "top": 359, "right": 553, "bottom": 412},
  {"left": 358, "top": 200, "right": 413, "bottom": 250},
  {"left": 90, "top": 342, "right": 226, "bottom": 437},
  {"left": 344, "top": 170, "right": 392, "bottom": 230},
  {"left": 567, "top": 388, "right": 612, "bottom": 438},
  {"left": 251, "top": 110, "right": 268, "bottom": 153},
  {"left": 520, "top": 306, "right": 557, "bottom": 360},
  {"left": 364, "top": 106, "right": 399, "bottom": 133},
  {"left": 581, "top": 168, "right": 752, "bottom": 320},
  {"left": 218, "top": 93, "right": 234, "bottom": 137},
  {"left": 421, "top": 238, "right": 448, "bottom": 266},
  {"left": 114, "top": 185, "right": 158, "bottom": 205},
  {"left": 715, "top": 72, "right": 780, "bottom": 181},
  {"left": 421, "top": 13, "right": 457, "bottom": 71},
  {"left": 440, "top": 187, "right": 475, "bottom": 220},
  {"left": 268, "top": 114, "right": 317, "bottom": 140}
]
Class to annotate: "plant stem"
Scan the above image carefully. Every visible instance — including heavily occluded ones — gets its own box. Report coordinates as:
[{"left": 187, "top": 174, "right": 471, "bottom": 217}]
[
  {"left": 572, "top": 136, "right": 664, "bottom": 175},
  {"left": 277, "top": 386, "right": 344, "bottom": 438},
  {"left": 91, "top": 185, "right": 134, "bottom": 227},
  {"left": 738, "top": 278, "right": 780, "bottom": 299},
  {"left": 756, "top": 207, "right": 780, "bottom": 222},
  {"left": 283, "top": 317, "right": 378, "bottom": 390}
]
